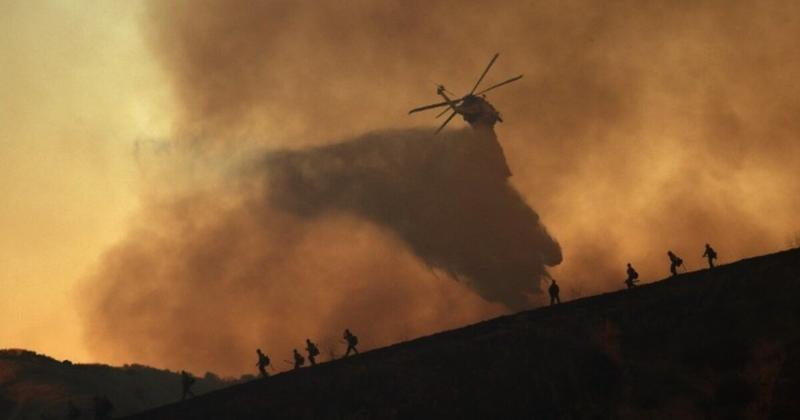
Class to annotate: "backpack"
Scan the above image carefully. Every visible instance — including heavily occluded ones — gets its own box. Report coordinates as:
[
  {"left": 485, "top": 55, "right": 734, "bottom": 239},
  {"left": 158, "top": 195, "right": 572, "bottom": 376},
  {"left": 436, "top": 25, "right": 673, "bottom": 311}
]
[
  {"left": 630, "top": 269, "right": 638, "bottom": 279},
  {"left": 349, "top": 335, "right": 359, "bottom": 346},
  {"left": 310, "top": 345, "right": 320, "bottom": 357},
  {"left": 675, "top": 258, "right": 683, "bottom": 266}
]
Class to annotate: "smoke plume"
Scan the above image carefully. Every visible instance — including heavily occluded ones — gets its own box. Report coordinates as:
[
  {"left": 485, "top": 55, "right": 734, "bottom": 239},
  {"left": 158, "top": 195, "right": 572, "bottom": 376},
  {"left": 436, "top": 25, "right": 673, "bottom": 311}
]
[
  {"left": 265, "top": 128, "right": 562, "bottom": 309},
  {"left": 83, "top": 0, "right": 800, "bottom": 375}
]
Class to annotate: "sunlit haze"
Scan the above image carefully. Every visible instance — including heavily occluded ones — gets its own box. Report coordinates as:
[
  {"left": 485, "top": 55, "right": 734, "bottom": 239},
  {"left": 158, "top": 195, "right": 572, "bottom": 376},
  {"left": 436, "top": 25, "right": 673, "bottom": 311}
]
[{"left": 2, "top": 1, "right": 799, "bottom": 376}]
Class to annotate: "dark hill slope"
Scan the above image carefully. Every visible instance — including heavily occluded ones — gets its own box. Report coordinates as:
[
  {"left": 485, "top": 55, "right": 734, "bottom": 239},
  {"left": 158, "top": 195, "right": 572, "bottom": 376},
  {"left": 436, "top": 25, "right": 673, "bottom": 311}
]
[
  {"left": 126, "top": 248, "right": 800, "bottom": 420},
  {"left": 0, "top": 351, "right": 234, "bottom": 419}
]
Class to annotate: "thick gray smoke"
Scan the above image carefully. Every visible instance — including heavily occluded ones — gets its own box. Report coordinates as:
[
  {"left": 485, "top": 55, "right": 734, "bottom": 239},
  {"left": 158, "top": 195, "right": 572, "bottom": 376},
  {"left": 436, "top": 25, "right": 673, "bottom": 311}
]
[
  {"left": 83, "top": 0, "right": 800, "bottom": 376},
  {"left": 84, "top": 128, "right": 557, "bottom": 376},
  {"left": 264, "top": 128, "right": 561, "bottom": 309}
]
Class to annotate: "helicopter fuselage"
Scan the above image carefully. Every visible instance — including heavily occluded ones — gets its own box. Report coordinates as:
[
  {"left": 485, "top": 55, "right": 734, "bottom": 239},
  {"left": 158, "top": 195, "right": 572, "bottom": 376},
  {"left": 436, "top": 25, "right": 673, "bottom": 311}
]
[
  {"left": 454, "top": 95, "right": 503, "bottom": 130},
  {"left": 435, "top": 90, "right": 503, "bottom": 132}
]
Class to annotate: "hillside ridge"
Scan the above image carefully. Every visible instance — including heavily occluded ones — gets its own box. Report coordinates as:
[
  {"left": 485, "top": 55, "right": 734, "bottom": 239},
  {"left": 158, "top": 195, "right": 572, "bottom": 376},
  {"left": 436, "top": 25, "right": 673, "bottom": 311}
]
[
  {"left": 123, "top": 247, "right": 800, "bottom": 419},
  {"left": 0, "top": 349, "right": 235, "bottom": 419}
]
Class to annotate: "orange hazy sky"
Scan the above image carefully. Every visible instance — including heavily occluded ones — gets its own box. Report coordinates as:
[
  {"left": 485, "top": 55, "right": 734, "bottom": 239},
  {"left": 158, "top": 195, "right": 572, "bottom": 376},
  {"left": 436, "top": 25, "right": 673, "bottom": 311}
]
[
  {"left": 2, "top": 1, "right": 800, "bottom": 373},
  {"left": 0, "top": 1, "right": 171, "bottom": 362}
]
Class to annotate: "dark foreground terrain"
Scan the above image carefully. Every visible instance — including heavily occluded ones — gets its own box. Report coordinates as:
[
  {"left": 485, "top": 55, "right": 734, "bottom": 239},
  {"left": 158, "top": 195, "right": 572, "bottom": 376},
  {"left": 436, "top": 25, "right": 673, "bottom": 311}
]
[
  {"left": 122, "top": 248, "right": 800, "bottom": 419},
  {"left": 0, "top": 350, "right": 233, "bottom": 419}
]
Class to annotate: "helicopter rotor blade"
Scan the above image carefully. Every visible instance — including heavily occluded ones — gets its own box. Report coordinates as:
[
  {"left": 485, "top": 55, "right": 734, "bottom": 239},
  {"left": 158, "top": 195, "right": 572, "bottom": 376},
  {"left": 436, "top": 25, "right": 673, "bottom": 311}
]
[
  {"left": 435, "top": 98, "right": 464, "bottom": 118},
  {"left": 435, "top": 110, "right": 458, "bottom": 134},
  {"left": 408, "top": 101, "right": 451, "bottom": 114},
  {"left": 469, "top": 53, "right": 499, "bottom": 95},
  {"left": 475, "top": 74, "right": 523, "bottom": 95}
]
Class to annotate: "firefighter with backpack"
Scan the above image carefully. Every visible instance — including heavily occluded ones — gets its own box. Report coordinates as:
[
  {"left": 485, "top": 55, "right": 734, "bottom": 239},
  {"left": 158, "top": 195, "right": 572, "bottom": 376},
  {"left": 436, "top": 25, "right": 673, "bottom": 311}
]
[
  {"left": 180, "top": 370, "right": 196, "bottom": 401},
  {"left": 702, "top": 243, "right": 718, "bottom": 268},
  {"left": 625, "top": 263, "right": 639, "bottom": 289},
  {"left": 667, "top": 250, "right": 684, "bottom": 276},
  {"left": 256, "top": 348, "right": 271, "bottom": 378},
  {"left": 305, "top": 339, "right": 320, "bottom": 366},
  {"left": 548, "top": 278, "right": 561, "bottom": 305},
  {"left": 292, "top": 349, "right": 305, "bottom": 370},
  {"left": 343, "top": 329, "right": 359, "bottom": 357}
]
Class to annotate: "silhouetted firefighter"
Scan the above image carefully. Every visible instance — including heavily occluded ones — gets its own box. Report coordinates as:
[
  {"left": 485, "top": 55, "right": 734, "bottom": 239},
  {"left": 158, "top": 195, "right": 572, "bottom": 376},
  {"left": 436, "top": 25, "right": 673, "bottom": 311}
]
[
  {"left": 293, "top": 349, "right": 305, "bottom": 370},
  {"left": 702, "top": 243, "right": 718, "bottom": 268},
  {"left": 306, "top": 339, "right": 320, "bottom": 366},
  {"left": 548, "top": 279, "right": 560, "bottom": 305},
  {"left": 256, "top": 348, "right": 270, "bottom": 378},
  {"left": 92, "top": 395, "right": 113, "bottom": 420},
  {"left": 667, "top": 251, "right": 684, "bottom": 276},
  {"left": 180, "top": 370, "right": 196, "bottom": 401},
  {"left": 343, "top": 329, "right": 359, "bottom": 357},
  {"left": 66, "top": 400, "right": 81, "bottom": 420},
  {"left": 625, "top": 263, "right": 639, "bottom": 289}
]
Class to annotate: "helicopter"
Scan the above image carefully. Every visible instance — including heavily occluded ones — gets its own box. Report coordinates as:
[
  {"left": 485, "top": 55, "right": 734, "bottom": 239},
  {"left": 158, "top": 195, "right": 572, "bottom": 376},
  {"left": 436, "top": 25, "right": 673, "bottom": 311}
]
[{"left": 409, "top": 53, "right": 523, "bottom": 133}]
